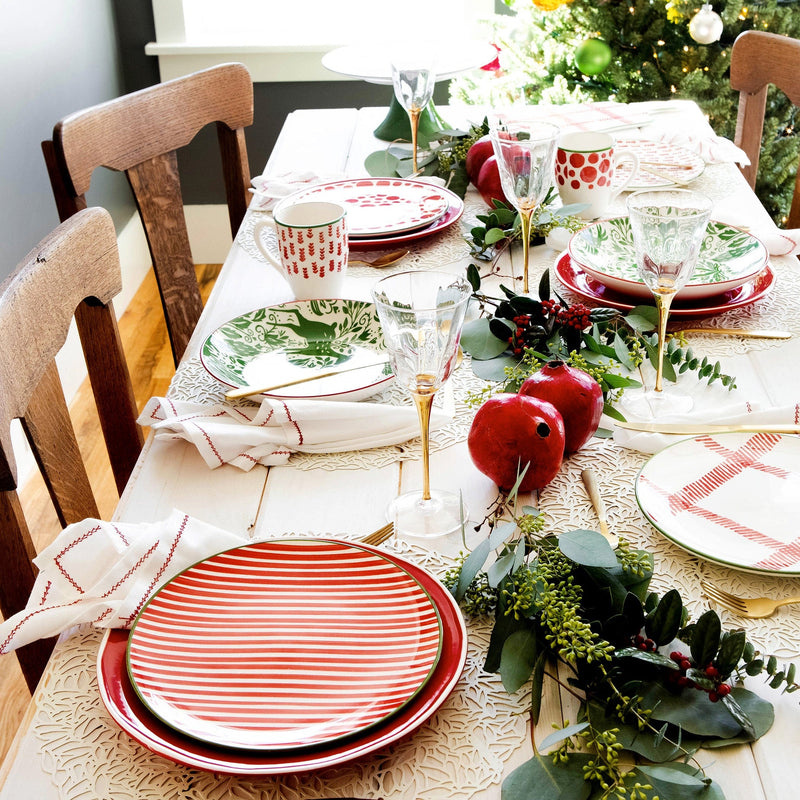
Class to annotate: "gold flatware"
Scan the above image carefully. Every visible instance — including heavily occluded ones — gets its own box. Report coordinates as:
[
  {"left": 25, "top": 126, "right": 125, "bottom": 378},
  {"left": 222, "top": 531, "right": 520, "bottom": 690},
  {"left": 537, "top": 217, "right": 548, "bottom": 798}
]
[
  {"left": 638, "top": 165, "right": 692, "bottom": 187},
  {"left": 673, "top": 327, "right": 791, "bottom": 340},
  {"left": 348, "top": 249, "right": 410, "bottom": 269},
  {"left": 701, "top": 580, "right": 800, "bottom": 618},
  {"left": 360, "top": 522, "right": 395, "bottom": 546},
  {"left": 225, "top": 359, "right": 391, "bottom": 399},
  {"left": 640, "top": 160, "right": 695, "bottom": 170},
  {"left": 615, "top": 420, "right": 800, "bottom": 435},
  {"left": 580, "top": 468, "right": 620, "bottom": 549}
]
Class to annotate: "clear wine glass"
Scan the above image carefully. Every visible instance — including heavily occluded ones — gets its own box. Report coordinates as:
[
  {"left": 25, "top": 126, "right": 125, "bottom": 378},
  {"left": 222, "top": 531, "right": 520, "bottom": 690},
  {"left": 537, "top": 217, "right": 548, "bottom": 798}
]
[
  {"left": 489, "top": 118, "right": 559, "bottom": 294},
  {"left": 371, "top": 270, "right": 471, "bottom": 537},
  {"left": 624, "top": 189, "right": 713, "bottom": 417},
  {"left": 390, "top": 56, "right": 436, "bottom": 175}
]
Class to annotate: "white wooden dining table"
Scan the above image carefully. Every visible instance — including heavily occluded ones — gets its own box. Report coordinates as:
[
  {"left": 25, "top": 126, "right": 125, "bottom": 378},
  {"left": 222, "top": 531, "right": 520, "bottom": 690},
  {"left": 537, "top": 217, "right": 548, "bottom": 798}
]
[{"left": 2, "top": 101, "right": 800, "bottom": 800}]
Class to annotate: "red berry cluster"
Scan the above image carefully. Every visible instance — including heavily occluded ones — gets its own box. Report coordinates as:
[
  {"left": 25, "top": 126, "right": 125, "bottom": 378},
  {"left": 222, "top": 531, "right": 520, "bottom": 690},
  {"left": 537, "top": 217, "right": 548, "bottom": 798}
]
[
  {"left": 508, "top": 314, "right": 532, "bottom": 356},
  {"left": 667, "top": 650, "right": 732, "bottom": 702},
  {"left": 556, "top": 302, "right": 592, "bottom": 331}
]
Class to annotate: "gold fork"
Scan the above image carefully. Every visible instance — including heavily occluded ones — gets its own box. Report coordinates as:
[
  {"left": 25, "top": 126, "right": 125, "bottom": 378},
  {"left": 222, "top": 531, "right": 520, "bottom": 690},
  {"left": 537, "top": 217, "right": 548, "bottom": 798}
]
[
  {"left": 360, "top": 522, "right": 395, "bottom": 547},
  {"left": 701, "top": 580, "right": 800, "bottom": 618}
]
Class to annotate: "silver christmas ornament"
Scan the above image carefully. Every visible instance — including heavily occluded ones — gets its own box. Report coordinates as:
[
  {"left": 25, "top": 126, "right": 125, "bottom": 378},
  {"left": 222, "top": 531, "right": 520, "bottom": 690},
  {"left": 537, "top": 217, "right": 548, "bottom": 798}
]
[{"left": 689, "top": 3, "right": 724, "bottom": 44}]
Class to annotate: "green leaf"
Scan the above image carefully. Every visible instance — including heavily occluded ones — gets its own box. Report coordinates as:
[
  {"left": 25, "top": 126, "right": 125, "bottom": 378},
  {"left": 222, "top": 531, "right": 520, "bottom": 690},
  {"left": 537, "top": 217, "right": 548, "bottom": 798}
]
[
  {"left": 701, "top": 688, "right": 774, "bottom": 746},
  {"left": 627, "top": 305, "right": 659, "bottom": 326},
  {"left": 715, "top": 629, "right": 746, "bottom": 675},
  {"left": 486, "top": 227, "right": 510, "bottom": 245},
  {"left": 615, "top": 647, "right": 680, "bottom": 670},
  {"left": 502, "top": 753, "right": 592, "bottom": 800},
  {"left": 538, "top": 721, "right": 589, "bottom": 751},
  {"left": 529, "top": 649, "right": 547, "bottom": 724},
  {"left": 538, "top": 270, "right": 550, "bottom": 302},
  {"left": 364, "top": 149, "right": 401, "bottom": 177},
  {"left": 472, "top": 355, "right": 519, "bottom": 381},
  {"left": 489, "top": 520, "right": 519, "bottom": 549},
  {"left": 461, "top": 318, "right": 510, "bottom": 360},
  {"left": 689, "top": 609, "right": 722, "bottom": 668},
  {"left": 641, "top": 683, "right": 741, "bottom": 738},
  {"left": 487, "top": 552, "right": 517, "bottom": 588},
  {"left": 456, "top": 537, "right": 491, "bottom": 601},
  {"left": 612, "top": 331, "right": 636, "bottom": 370},
  {"left": 636, "top": 762, "right": 725, "bottom": 799},
  {"left": 588, "top": 701, "right": 684, "bottom": 762},
  {"left": 720, "top": 691, "right": 757, "bottom": 739},
  {"left": 646, "top": 588, "right": 683, "bottom": 646},
  {"left": 484, "top": 589, "right": 530, "bottom": 673},
  {"left": 557, "top": 529, "right": 618, "bottom": 568},
  {"left": 624, "top": 313, "right": 658, "bottom": 332},
  {"left": 499, "top": 629, "right": 539, "bottom": 693},
  {"left": 466, "top": 263, "right": 481, "bottom": 292}
]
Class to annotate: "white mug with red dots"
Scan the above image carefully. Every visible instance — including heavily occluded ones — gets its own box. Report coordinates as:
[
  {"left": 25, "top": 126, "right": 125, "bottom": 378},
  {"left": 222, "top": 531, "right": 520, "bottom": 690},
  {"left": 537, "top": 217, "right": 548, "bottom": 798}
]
[
  {"left": 253, "top": 201, "right": 348, "bottom": 299},
  {"left": 555, "top": 132, "right": 639, "bottom": 220}
]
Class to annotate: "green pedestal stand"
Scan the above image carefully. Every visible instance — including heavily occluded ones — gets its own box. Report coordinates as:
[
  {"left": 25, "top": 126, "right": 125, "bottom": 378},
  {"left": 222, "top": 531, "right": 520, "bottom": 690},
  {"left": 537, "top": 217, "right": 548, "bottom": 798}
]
[{"left": 373, "top": 95, "right": 451, "bottom": 145}]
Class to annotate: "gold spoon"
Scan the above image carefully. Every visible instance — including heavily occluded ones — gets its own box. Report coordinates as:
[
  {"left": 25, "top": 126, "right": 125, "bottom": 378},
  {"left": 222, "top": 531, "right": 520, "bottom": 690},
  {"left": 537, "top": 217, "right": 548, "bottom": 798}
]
[
  {"left": 672, "top": 327, "right": 791, "bottom": 340},
  {"left": 581, "top": 468, "right": 620, "bottom": 549},
  {"left": 348, "top": 249, "right": 410, "bottom": 268}
]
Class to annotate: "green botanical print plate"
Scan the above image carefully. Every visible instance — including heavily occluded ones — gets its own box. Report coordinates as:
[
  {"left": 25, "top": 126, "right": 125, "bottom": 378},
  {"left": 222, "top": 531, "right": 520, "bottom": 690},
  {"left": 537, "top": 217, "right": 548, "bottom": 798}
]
[
  {"left": 568, "top": 218, "right": 769, "bottom": 300},
  {"left": 201, "top": 299, "right": 393, "bottom": 401}
]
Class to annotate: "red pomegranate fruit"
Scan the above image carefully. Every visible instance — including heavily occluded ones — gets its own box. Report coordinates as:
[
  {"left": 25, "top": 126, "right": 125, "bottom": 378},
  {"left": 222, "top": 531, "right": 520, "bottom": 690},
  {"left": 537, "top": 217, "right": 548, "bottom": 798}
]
[
  {"left": 467, "top": 394, "right": 565, "bottom": 491},
  {"left": 475, "top": 156, "right": 510, "bottom": 208},
  {"left": 465, "top": 135, "right": 494, "bottom": 185},
  {"left": 518, "top": 361, "right": 603, "bottom": 454}
]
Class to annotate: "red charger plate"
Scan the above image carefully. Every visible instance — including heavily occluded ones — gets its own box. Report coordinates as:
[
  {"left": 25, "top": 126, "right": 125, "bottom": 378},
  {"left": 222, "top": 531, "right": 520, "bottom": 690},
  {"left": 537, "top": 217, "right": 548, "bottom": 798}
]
[
  {"left": 97, "top": 540, "right": 467, "bottom": 775},
  {"left": 554, "top": 251, "right": 775, "bottom": 318}
]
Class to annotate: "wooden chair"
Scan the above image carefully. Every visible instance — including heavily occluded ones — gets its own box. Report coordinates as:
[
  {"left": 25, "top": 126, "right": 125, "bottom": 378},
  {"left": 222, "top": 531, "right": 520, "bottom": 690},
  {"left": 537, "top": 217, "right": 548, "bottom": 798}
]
[
  {"left": 0, "top": 208, "right": 143, "bottom": 691},
  {"left": 730, "top": 29, "right": 800, "bottom": 228},
  {"left": 42, "top": 63, "right": 254, "bottom": 366}
]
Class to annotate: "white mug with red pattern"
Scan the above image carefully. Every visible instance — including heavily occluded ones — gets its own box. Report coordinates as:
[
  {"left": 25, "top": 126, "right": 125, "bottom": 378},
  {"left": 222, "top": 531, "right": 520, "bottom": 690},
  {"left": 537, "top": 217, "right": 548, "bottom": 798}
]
[
  {"left": 254, "top": 201, "right": 348, "bottom": 299},
  {"left": 555, "top": 132, "right": 639, "bottom": 220}
]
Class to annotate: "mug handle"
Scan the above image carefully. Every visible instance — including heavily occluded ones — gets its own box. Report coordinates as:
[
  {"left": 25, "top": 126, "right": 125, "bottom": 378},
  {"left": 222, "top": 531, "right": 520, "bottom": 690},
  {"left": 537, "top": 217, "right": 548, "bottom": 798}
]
[
  {"left": 252, "top": 217, "right": 283, "bottom": 272},
  {"left": 609, "top": 150, "right": 640, "bottom": 203}
]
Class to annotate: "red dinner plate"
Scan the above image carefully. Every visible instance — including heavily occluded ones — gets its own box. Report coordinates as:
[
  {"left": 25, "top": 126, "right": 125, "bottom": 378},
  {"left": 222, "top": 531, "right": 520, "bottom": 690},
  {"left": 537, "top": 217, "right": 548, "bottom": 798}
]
[
  {"left": 126, "top": 539, "right": 443, "bottom": 751},
  {"left": 553, "top": 251, "right": 775, "bottom": 318},
  {"left": 97, "top": 540, "right": 467, "bottom": 775}
]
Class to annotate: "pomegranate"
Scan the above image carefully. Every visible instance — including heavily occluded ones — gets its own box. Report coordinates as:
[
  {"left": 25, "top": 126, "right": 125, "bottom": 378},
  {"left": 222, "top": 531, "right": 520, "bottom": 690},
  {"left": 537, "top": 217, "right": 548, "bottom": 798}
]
[
  {"left": 518, "top": 361, "right": 603, "bottom": 454},
  {"left": 465, "top": 135, "right": 494, "bottom": 185},
  {"left": 476, "top": 156, "right": 510, "bottom": 208},
  {"left": 467, "top": 394, "right": 565, "bottom": 491}
]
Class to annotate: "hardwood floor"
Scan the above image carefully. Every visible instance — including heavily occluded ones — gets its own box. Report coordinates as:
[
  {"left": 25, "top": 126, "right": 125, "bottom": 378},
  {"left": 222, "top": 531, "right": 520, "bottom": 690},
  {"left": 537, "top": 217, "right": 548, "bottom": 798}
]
[{"left": 0, "top": 263, "right": 221, "bottom": 765}]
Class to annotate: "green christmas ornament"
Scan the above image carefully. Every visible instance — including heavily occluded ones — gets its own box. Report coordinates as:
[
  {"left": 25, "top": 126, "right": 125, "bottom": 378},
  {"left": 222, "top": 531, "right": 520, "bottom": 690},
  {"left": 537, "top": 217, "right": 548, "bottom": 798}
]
[{"left": 574, "top": 38, "right": 612, "bottom": 76}]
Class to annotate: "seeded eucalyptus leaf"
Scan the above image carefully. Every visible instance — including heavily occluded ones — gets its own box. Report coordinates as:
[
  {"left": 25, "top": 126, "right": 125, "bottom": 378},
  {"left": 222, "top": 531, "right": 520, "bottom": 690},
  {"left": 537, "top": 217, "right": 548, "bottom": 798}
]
[
  {"left": 489, "top": 520, "right": 519, "bottom": 550},
  {"left": 471, "top": 354, "right": 519, "bottom": 381},
  {"left": 484, "top": 590, "right": 530, "bottom": 673},
  {"left": 641, "top": 683, "right": 741, "bottom": 738},
  {"left": 456, "top": 537, "right": 492, "bottom": 601},
  {"left": 499, "top": 629, "right": 539, "bottom": 693},
  {"left": 501, "top": 752, "right": 592, "bottom": 800},
  {"left": 461, "top": 318, "right": 509, "bottom": 360},
  {"left": 646, "top": 588, "right": 683, "bottom": 646},
  {"left": 702, "top": 688, "right": 774, "bottom": 746},
  {"left": 689, "top": 609, "right": 722, "bottom": 668},
  {"left": 636, "top": 762, "right": 724, "bottom": 799},
  {"left": 364, "top": 149, "right": 401, "bottom": 177},
  {"left": 529, "top": 649, "right": 547, "bottom": 724},
  {"left": 558, "top": 530, "right": 618, "bottom": 568},
  {"left": 487, "top": 552, "right": 517, "bottom": 589},
  {"left": 538, "top": 721, "right": 590, "bottom": 751}
]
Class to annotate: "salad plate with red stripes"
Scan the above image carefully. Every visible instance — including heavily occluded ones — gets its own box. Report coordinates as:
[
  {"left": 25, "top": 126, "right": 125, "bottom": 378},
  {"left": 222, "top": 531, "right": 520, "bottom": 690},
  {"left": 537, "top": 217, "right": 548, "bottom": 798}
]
[{"left": 126, "top": 538, "right": 443, "bottom": 750}]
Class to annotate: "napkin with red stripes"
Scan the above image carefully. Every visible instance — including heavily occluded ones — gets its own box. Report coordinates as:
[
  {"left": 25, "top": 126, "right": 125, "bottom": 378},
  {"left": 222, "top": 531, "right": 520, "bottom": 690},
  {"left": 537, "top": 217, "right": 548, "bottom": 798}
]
[
  {"left": 0, "top": 511, "right": 245, "bottom": 653},
  {"left": 138, "top": 396, "right": 449, "bottom": 470}
]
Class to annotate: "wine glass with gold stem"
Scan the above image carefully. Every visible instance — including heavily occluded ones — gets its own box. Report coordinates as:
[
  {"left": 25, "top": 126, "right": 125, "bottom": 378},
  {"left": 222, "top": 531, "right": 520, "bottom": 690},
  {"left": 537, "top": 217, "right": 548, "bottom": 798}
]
[
  {"left": 371, "top": 270, "right": 471, "bottom": 537},
  {"left": 489, "top": 118, "right": 559, "bottom": 294},
  {"left": 624, "top": 188, "right": 713, "bottom": 417},
  {"left": 391, "top": 56, "right": 436, "bottom": 175}
]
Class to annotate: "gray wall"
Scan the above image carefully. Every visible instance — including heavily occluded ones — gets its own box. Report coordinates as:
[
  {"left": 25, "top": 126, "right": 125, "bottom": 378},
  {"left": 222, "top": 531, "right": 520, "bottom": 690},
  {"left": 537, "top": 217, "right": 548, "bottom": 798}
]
[
  {"left": 0, "top": 0, "right": 453, "bottom": 280},
  {"left": 0, "top": 0, "right": 136, "bottom": 277}
]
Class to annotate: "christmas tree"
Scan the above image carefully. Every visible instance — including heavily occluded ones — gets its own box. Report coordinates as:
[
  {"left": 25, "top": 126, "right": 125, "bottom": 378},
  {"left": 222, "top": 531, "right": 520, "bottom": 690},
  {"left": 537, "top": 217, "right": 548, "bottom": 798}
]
[{"left": 450, "top": 0, "right": 800, "bottom": 224}]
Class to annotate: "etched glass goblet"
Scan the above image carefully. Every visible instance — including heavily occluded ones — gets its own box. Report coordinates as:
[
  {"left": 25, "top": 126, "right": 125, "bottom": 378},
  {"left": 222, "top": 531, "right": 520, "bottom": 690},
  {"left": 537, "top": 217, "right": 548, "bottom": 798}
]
[
  {"left": 390, "top": 56, "right": 436, "bottom": 175},
  {"left": 371, "top": 270, "right": 471, "bottom": 537}
]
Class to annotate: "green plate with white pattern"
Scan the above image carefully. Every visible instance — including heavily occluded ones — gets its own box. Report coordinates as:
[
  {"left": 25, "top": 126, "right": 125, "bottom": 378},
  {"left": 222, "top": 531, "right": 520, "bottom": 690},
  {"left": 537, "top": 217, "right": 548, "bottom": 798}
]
[
  {"left": 568, "top": 218, "right": 769, "bottom": 301},
  {"left": 201, "top": 299, "right": 393, "bottom": 401}
]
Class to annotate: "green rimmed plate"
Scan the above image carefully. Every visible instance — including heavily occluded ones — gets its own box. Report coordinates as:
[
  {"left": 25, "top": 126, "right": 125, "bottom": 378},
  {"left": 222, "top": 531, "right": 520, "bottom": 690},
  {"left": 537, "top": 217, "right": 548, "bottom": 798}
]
[
  {"left": 200, "top": 299, "right": 393, "bottom": 401},
  {"left": 568, "top": 218, "right": 769, "bottom": 301}
]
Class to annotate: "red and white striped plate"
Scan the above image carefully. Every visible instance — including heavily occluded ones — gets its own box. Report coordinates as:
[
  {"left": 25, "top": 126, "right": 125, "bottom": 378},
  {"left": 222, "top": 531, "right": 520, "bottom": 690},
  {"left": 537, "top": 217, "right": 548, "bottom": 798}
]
[
  {"left": 126, "top": 539, "right": 443, "bottom": 750},
  {"left": 636, "top": 433, "right": 800, "bottom": 575}
]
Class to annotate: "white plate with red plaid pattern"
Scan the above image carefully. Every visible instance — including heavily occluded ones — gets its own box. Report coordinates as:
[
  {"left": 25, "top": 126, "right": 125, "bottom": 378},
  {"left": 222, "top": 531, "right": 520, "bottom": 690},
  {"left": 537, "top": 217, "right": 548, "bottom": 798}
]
[{"left": 635, "top": 433, "right": 800, "bottom": 575}]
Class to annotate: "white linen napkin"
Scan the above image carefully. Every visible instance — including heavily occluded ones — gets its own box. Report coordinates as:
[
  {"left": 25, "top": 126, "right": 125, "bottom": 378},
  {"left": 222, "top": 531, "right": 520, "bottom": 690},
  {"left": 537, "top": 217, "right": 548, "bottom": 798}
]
[
  {"left": 646, "top": 127, "right": 751, "bottom": 166},
  {"left": 138, "top": 396, "right": 450, "bottom": 470},
  {"left": 0, "top": 511, "right": 246, "bottom": 653},
  {"left": 250, "top": 171, "right": 345, "bottom": 211},
  {"left": 612, "top": 398, "right": 800, "bottom": 455}
]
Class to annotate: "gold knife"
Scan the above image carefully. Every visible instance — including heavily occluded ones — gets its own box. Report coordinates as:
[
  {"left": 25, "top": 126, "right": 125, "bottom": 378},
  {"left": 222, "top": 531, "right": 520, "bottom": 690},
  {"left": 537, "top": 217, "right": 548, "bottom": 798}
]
[
  {"left": 673, "top": 328, "right": 792, "bottom": 340},
  {"left": 225, "top": 359, "right": 391, "bottom": 399},
  {"left": 615, "top": 420, "right": 800, "bottom": 435}
]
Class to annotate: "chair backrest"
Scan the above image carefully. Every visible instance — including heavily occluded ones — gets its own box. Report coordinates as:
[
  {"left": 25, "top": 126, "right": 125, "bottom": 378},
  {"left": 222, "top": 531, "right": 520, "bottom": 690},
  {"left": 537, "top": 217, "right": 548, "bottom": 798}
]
[
  {"left": 730, "top": 30, "right": 800, "bottom": 228},
  {"left": 42, "top": 63, "right": 254, "bottom": 365},
  {"left": 0, "top": 207, "right": 143, "bottom": 691}
]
